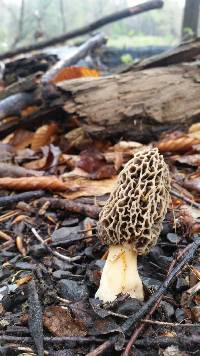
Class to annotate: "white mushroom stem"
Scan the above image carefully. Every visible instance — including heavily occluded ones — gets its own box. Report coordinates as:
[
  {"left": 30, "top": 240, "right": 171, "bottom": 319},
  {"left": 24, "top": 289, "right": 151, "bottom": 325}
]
[{"left": 95, "top": 243, "right": 144, "bottom": 303}]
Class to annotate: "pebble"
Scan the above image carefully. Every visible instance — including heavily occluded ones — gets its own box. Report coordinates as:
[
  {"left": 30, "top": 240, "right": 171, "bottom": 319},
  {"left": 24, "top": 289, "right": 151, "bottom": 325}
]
[{"left": 57, "top": 279, "right": 88, "bottom": 302}]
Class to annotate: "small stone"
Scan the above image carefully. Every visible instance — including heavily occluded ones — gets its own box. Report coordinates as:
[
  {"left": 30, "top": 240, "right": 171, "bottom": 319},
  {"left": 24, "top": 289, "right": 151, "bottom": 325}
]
[
  {"left": 160, "top": 301, "right": 174, "bottom": 318},
  {"left": 142, "top": 276, "right": 161, "bottom": 294},
  {"left": 166, "top": 233, "right": 181, "bottom": 244},
  {"left": 175, "top": 308, "right": 186, "bottom": 323},
  {"left": 117, "top": 298, "right": 142, "bottom": 315},
  {"left": 61, "top": 218, "right": 79, "bottom": 227},
  {"left": 52, "top": 227, "right": 80, "bottom": 242},
  {"left": 176, "top": 277, "right": 189, "bottom": 292},
  {"left": 57, "top": 279, "right": 88, "bottom": 302}
]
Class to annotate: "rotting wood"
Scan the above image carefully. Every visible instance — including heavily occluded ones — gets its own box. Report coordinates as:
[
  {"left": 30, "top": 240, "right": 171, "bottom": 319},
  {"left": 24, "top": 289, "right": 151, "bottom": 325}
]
[
  {"left": 1, "top": 64, "right": 200, "bottom": 142},
  {"left": 125, "top": 38, "right": 200, "bottom": 70}
]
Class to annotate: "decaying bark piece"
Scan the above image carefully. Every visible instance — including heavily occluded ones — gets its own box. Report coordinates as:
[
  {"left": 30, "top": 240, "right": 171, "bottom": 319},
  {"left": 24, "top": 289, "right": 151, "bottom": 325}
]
[
  {"left": 59, "top": 64, "right": 200, "bottom": 141},
  {"left": 1, "top": 64, "right": 200, "bottom": 142}
]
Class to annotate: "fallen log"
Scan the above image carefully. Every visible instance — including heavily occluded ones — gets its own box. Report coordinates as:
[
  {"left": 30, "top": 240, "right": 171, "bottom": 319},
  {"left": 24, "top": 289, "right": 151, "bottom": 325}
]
[
  {"left": 58, "top": 64, "right": 200, "bottom": 141},
  {"left": 1, "top": 64, "right": 200, "bottom": 142},
  {"left": 126, "top": 38, "right": 200, "bottom": 71}
]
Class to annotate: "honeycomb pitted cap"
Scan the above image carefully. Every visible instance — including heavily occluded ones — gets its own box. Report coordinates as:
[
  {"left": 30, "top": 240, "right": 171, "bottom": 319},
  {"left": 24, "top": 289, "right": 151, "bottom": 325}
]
[{"left": 98, "top": 148, "right": 170, "bottom": 255}]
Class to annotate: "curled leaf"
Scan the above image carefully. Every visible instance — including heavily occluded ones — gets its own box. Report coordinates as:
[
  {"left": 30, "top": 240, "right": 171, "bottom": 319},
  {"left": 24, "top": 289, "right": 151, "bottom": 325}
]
[
  {"left": 51, "top": 66, "right": 99, "bottom": 84},
  {"left": 0, "top": 176, "right": 67, "bottom": 191},
  {"left": 31, "top": 123, "right": 58, "bottom": 151}
]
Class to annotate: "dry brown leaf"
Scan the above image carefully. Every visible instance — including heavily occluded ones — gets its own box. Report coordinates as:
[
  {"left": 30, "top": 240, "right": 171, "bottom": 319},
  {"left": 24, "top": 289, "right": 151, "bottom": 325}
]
[
  {"left": 62, "top": 176, "right": 117, "bottom": 199},
  {"left": 169, "top": 154, "right": 200, "bottom": 167},
  {"left": 15, "top": 275, "right": 32, "bottom": 286},
  {"left": 23, "top": 157, "right": 47, "bottom": 170},
  {"left": 0, "top": 163, "right": 43, "bottom": 178},
  {"left": 157, "top": 135, "right": 200, "bottom": 153},
  {"left": 0, "top": 211, "right": 18, "bottom": 222},
  {"left": 51, "top": 66, "right": 99, "bottom": 84},
  {"left": 16, "top": 236, "right": 26, "bottom": 256},
  {"left": 43, "top": 305, "right": 87, "bottom": 337},
  {"left": 8, "top": 129, "right": 34, "bottom": 150},
  {"left": 0, "top": 230, "right": 12, "bottom": 241},
  {"left": 0, "top": 176, "right": 67, "bottom": 191},
  {"left": 21, "top": 106, "right": 39, "bottom": 117},
  {"left": 11, "top": 214, "right": 32, "bottom": 225},
  {"left": 61, "top": 127, "right": 92, "bottom": 152},
  {"left": 188, "top": 123, "right": 200, "bottom": 139},
  {"left": 31, "top": 123, "right": 58, "bottom": 151}
]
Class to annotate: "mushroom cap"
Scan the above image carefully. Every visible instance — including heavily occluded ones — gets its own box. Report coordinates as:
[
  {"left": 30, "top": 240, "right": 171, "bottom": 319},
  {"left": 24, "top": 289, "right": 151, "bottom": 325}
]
[{"left": 98, "top": 148, "right": 170, "bottom": 255}]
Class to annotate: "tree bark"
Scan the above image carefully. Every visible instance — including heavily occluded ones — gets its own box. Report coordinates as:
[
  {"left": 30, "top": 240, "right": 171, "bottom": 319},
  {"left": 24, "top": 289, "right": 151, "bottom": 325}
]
[
  {"left": 1, "top": 64, "right": 200, "bottom": 142},
  {"left": 59, "top": 64, "right": 200, "bottom": 141}
]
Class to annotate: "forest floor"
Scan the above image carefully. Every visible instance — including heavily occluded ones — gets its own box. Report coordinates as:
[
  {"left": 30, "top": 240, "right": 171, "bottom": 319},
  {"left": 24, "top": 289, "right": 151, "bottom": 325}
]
[{"left": 0, "top": 48, "right": 200, "bottom": 356}]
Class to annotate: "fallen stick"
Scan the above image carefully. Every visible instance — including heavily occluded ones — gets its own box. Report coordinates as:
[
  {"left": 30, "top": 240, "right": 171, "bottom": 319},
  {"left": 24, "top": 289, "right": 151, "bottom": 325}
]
[
  {"left": 42, "top": 33, "right": 106, "bottom": 83},
  {"left": 31, "top": 227, "right": 81, "bottom": 262},
  {"left": 0, "top": 163, "right": 43, "bottom": 178},
  {"left": 0, "top": 0, "right": 163, "bottom": 60},
  {"left": 36, "top": 197, "right": 101, "bottom": 219},
  {"left": 0, "top": 335, "right": 104, "bottom": 345},
  {"left": 0, "top": 190, "right": 45, "bottom": 207},
  {"left": 134, "top": 335, "right": 200, "bottom": 349},
  {"left": 0, "top": 92, "right": 36, "bottom": 120},
  {"left": 171, "top": 189, "right": 200, "bottom": 209}
]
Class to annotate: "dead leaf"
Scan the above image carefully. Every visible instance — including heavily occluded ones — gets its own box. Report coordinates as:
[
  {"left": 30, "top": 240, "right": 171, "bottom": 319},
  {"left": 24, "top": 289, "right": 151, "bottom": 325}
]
[
  {"left": 21, "top": 106, "right": 39, "bottom": 117},
  {"left": 0, "top": 163, "right": 43, "bottom": 177},
  {"left": 43, "top": 305, "right": 87, "bottom": 336},
  {"left": 51, "top": 66, "right": 99, "bottom": 84},
  {"left": 157, "top": 135, "right": 200, "bottom": 153},
  {"left": 8, "top": 129, "right": 34, "bottom": 150},
  {"left": 0, "top": 176, "right": 67, "bottom": 191},
  {"left": 169, "top": 154, "right": 200, "bottom": 167},
  {"left": 31, "top": 123, "right": 58, "bottom": 151},
  {"left": 15, "top": 275, "right": 32, "bottom": 286},
  {"left": 16, "top": 235, "right": 26, "bottom": 256},
  {"left": 62, "top": 176, "right": 117, "bottom": 199},
  {"left": 61, "top": 127, "right": 92, "bottom": 152}
]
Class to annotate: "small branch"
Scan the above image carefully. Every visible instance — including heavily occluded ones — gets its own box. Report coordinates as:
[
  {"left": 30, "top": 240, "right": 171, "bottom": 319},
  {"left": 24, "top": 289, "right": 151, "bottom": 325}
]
[
  {"left": 0, "top": 0, "right": 164, "bottom": 60},
  {"left": 42, "top": 33, "right": 107, "bottom": 83},
  {"left": 171, "top": 189, "right": 200, "bottom": 209},
  {"left": 0, "top": 335, "right": 104, "bottom": 344},
  {"left": 0, "top": 190, "right": 45, "bottom": 207},
  {"left": 31, "top": 227, "right": 81, "bottom": 262},
  {"left": 135, "top": 335, "right": 200, "bottom": 348},
  {"left": 140, "top": 320, "right": 200, "bottom": 327},
  {"left": 37, "top": 197, "right": 101, "bottom": 219}
]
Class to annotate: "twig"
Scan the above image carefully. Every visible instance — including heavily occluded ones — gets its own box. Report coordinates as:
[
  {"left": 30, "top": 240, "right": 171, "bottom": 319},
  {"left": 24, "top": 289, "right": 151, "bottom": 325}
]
[
  {"left": 86, "top": 340, "right": 113, "bottom": 356},
  {"left": 42, "top": 33, "right": 106, "bottom": 83},
  {"left": 134, "top": 335, "right": 200, "bottom": 348},
  {"left": 36, "top": 197, "right": 101, "bottom": 219},
  {"left": 27, "top": 279, "right": 44, "bottom": 356},
  {"left": 0, "top": 190, "right": 45, "bottom": 207},
  {"left": 31, "top": 227, "right": 81, "bottom": 262},
  {"left": 171, "top": 189, "right": 200, "bottom": 209},
  {"left": 0, "top": 335, "right": 104, "bottom": 344},
  {"left": 140, "top": 320, "right": 200, "bottom": 327},
  {"left": 0, "top": 1, "right": 163, "bottom": 60}
]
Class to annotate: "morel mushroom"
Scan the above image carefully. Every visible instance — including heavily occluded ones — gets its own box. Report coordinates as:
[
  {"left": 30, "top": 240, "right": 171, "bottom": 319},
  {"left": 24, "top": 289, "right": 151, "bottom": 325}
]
[{"left": 95, "top": 148, "right": 170, "bottom": 303}]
